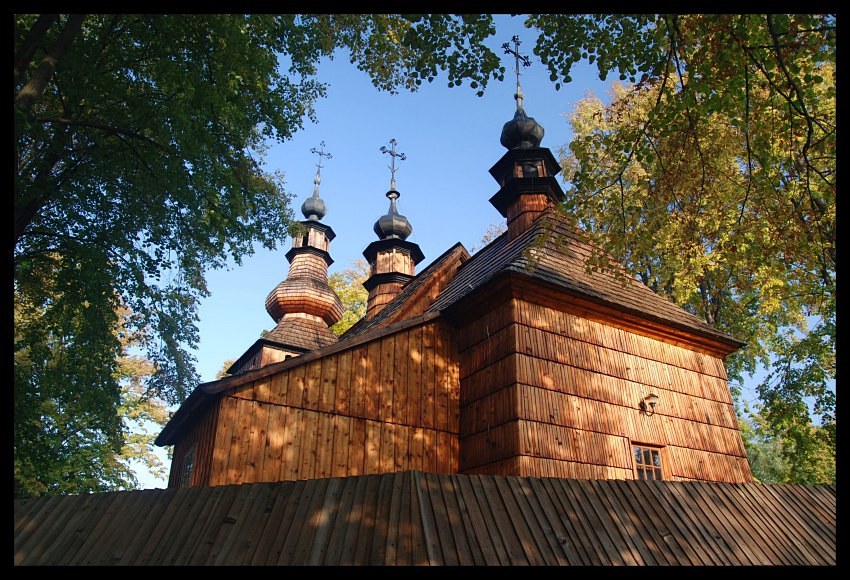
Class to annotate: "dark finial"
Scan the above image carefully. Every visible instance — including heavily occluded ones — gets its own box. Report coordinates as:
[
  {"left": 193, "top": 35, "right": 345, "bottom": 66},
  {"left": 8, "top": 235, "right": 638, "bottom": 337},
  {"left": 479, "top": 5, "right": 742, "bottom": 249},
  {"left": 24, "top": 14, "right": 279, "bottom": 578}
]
[
  {"left": 380, "top": 138, "right": 407, "bottom": 191},
  {"left": 302, "top": 141, "right": 332, "bottom": 221}
]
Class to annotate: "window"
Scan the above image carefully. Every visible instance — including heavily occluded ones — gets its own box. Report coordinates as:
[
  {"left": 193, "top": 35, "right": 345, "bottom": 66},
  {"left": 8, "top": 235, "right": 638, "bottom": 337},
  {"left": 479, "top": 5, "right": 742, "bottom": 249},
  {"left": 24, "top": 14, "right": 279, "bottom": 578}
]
[
  {"left": 180, "top": 445, "right": 196, "bottom": 487},
  {"left": 633, "top": 445, "right": 663, "bottom": 480}
]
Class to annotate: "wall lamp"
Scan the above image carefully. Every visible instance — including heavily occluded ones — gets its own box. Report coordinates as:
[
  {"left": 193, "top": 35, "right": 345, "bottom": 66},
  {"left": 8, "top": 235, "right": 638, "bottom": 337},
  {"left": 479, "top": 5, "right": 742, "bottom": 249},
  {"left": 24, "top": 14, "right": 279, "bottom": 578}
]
[{"left": 639, "top": 393, "right": 659, "bottom": 416}]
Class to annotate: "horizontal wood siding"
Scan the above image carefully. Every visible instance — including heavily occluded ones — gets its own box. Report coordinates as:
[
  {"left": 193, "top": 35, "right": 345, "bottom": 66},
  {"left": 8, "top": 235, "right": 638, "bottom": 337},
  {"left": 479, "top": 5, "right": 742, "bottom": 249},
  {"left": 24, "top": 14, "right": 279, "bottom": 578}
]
[
  {"left": 457, "top": 298, "right": 750, "bottom": 483},
  {"left": 508, "top": 299, "right": 751, "bottom": 483},
  {"left": 15, "top": 472, "right": 835, "bottom": 566},
  {"left": 204, "top": 320, "right": 459, "bottom": 485},
  {"left": 457, "top": 300, "right": 519, "bottom": 471}
]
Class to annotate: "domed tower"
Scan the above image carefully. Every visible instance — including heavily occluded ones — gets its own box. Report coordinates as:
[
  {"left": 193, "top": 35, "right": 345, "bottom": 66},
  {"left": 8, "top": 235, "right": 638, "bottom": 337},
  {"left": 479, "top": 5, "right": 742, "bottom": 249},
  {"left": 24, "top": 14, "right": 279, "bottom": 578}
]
[
  {"left": 362, "top": 138, "right": 424, "bottom": 319},
  {"left": 489, "top": 36, "right": 565, "bottom": 239},
  {"left": 261, "top": 143, "right": 343, "bottom": 357}
]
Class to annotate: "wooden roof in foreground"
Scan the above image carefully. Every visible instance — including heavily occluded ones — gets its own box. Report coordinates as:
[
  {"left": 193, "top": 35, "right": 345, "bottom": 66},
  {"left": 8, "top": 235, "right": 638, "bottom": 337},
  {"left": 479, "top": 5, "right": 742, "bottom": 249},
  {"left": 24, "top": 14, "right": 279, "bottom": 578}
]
[{"left": 14, "top": 471, "right": 835, "bottom": 566}]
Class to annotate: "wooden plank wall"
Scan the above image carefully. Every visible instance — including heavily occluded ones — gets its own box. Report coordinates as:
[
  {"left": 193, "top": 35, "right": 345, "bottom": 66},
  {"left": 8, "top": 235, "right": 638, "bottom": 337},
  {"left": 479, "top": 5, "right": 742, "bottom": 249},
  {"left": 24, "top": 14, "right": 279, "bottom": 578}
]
[
  {"left": 458, "top": 298, "right": 752, "bottom": 483},
  {"left": 206, "top": 320, "right": 460, "bottom": 486},
  {"left": 167, "top": 401, "right": 220, "bottom": 488},
  {"left": 14, "top": 472, "right": 836, "bottom": 566}
]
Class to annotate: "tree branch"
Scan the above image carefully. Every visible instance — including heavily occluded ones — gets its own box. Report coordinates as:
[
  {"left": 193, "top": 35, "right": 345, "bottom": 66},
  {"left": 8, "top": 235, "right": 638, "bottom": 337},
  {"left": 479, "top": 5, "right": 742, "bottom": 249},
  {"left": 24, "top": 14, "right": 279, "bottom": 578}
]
[{"left": 14, "top": 14, "right": 59, "bottom": 85}]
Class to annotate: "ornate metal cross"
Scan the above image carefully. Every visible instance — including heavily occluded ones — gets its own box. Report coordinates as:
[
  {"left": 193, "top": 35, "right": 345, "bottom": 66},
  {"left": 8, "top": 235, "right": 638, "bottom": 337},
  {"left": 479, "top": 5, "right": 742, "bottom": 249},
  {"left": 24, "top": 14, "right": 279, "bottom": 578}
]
[
  {"left": 503, "top": 35, "right": 531, "bottom": 88},
  {"left": 380, "top": 138, "right": 407, "bottom": 191},
  {"left": 310, "top": 141, "right": 332, "bottom": 194}
]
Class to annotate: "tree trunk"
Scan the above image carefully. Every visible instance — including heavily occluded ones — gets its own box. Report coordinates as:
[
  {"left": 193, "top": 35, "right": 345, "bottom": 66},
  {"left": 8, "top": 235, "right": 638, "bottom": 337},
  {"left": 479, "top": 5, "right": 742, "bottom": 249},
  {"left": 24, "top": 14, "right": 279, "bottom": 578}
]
[
  {"left": 14, "top": 14, "right": 60, "bottom": 86},
  {"left": 14, "top": 14, "right": 86, "bottom": 117}
]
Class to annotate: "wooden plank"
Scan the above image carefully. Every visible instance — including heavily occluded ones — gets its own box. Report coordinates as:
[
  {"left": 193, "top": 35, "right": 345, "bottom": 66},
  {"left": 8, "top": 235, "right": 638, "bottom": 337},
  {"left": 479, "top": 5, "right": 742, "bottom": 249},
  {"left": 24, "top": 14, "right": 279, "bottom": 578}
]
[
  {"left": 54, "top": 491, "right": 121, "bottom": 565},
  {"left": 269, "top": 370, "right": 288, "bottom": 405},
  {"left": 349, "top": 417, "right": 366, "bottom": 477},
  {"left": 303, "top": 359, "right": 322, "bottom": 411},
  {"left": 305, "top": 476, "right": 346, "bottom": 565},
  {"left": 282, "top": 408, "right": 304, "bottom": 481},
  {"left": 279, "top": 477, "right": 329, "bottom": 564},
  {"left": 368, "top": 471, "right": 395, "bottom": 564},
  {"left": 210, "top": 396, "right": 235, "bottom": 486},
  {"left": 313, "top": 411, "right": 332, "bottom": 480},
  {"left": 183, "top": 484, "right": 243, "bottom": 565},
  {"left": 422, "top": 323, "right": 436, "bottom": 428},
  {"left": 204, "top": 483, "right": 273, "bottom": 566},
  {"left": 395, "top": 423, "right": 410, "bottom": 471},
  {"left": 394, "top": 329, "right": 409, "bottom": 424},
  {"left": 382, "top": 471, "right": 405, "bottom": 565},
  {"left": 380, "top": 333, "right": 396, "bottom": 422},
  {"left": 286, "top": 363, "right": 306, "bottom": 409},
  {"left": 434, "top": 325, "right": 449, "bottom": 432},
  {"left": 453, "top": 474, "right": 498, "bottom": 564},
  {"left": 331, "top": 414, "right": 350, "bottom": 478},
  {"left": 406, "top": 325, "right": 423, "bottom": 426},
  {"left": 131, "top": 488, "right": 192, "bottom": 565},
  {"left": 259, "top": 480, "right": 308, "bottom": 565},
  {"left": 419, "top": 472, "right": 454, "bottom": 565},
  {"left": 380, "top": 420, "right": 395, "bottom": 473},
  {"left": 299, "top": 409, "right": 320, "bottom": 481},
  {"left": 348, "top": 474, "right": 379, "bottom": 564},
  {"left": 350, "top": 345, "right": 367, "bottom": 418},
  {"left": 321, "top": 476, "right": 361, "bottom": 564},
  {"left": 250, "top": 400, "right": 271, "bottom": 483},
  {"left": 365, "top": 340, "right": 382, "bottom": 420},
  {"left": 463, "top": 475, "right": 511, "bottom": 565},
  {"left": 502, "top": 476, "right": 558, "bottom": 565},
  {"left": 14, "top": 494, "right": 67, "bottom": 564},
  {"left": 364, "top": 420, "right": 381, "bottom": 474},
  {"left": 260, "top": 404, "right": 285, "bottom": 482},
  {"left": 320, "top": 353, "right": 338, "bottom": 414},
  {"left": 335, "top": 348, "right": 352, "bottom": 414},
  {"left": 530, "top": 478, "right": 591, "bottom": 565}
]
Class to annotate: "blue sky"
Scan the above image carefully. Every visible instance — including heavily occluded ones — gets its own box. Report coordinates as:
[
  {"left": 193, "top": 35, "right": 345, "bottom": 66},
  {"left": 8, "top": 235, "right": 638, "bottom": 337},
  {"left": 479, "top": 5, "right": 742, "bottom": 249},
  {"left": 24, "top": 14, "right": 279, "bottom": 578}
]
[
  {"left": 193, "top": 15, "right": 612, "bottom": 383},
  {"left": 141, "top": 15, "right": 781, "bottom": 488}
]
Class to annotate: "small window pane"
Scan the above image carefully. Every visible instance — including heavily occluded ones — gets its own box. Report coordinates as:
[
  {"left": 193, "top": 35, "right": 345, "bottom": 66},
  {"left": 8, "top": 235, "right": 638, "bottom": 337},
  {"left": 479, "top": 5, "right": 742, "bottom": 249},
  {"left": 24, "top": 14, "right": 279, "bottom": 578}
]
[{"left": 633, "top": 445, "right": 664, "bottom": 481}]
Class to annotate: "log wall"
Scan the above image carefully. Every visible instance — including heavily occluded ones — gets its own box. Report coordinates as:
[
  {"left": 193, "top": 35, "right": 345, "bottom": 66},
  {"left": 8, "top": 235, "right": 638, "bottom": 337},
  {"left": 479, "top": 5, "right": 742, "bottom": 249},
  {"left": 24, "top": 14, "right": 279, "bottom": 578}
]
[
  {"left": 204, "top": 319, "right": 460, "bottom": 486},
  {"left": 457, "top": 298, "right": 752, "bottom": 483}
]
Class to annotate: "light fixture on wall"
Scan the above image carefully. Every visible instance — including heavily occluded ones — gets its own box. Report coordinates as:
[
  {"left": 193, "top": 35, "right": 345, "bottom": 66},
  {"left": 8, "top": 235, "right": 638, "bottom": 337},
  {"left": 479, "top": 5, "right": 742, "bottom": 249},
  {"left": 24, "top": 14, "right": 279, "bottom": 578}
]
[{"left": 639, "top": 393, "right": 659, "bottom": 416}]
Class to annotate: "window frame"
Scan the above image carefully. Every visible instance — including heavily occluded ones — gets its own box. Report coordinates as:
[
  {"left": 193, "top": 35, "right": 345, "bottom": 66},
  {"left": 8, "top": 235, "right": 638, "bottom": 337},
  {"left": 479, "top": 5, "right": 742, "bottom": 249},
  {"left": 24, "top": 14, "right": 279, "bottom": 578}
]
[{"left": 631, "top": 443, "right": 665, "bottom": 481}]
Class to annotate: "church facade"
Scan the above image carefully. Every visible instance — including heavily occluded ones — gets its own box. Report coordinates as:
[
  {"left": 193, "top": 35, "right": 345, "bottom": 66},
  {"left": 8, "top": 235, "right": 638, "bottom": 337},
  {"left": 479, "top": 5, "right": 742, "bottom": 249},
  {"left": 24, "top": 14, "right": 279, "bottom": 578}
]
[{"left": 155, "top": 71, "right": 752, "bottom": 488}]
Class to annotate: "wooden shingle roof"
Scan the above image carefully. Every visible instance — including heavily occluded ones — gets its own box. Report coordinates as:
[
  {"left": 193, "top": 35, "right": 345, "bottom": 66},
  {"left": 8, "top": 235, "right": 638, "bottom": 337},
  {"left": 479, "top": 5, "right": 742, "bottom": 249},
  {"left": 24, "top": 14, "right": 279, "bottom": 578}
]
[
  {"left": 428, "top": 208, "right": 745, "bottom": 352},
  {"left": 14, "top": 471, "right": 835, "bottom": 566}
]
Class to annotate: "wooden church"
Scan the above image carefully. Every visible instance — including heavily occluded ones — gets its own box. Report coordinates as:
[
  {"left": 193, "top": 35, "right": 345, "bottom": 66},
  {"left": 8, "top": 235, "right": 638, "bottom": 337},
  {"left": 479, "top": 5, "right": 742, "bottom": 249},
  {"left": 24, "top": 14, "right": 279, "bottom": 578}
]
[
  {"left": 154, "top": 68, "right": 753, "bottom": 489},
  {"left": 15, "top": 46, "right": 835, "bottom": 568}
]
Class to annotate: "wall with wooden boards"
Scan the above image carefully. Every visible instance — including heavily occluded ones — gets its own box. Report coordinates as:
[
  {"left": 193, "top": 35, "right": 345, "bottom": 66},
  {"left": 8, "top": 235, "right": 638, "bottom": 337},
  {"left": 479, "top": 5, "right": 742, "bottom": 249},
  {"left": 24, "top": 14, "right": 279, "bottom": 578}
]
[
  {"left": 202, "top": 319, "right": 460, "bottom": 486},
  {"left": 457, "top": 297, "right": 752, "bottom": 483}
]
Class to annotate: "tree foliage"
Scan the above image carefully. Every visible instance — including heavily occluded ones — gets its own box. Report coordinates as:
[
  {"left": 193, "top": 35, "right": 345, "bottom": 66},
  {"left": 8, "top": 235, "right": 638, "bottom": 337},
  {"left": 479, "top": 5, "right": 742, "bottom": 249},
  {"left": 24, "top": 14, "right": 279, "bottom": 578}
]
[
  {"left": 329, "top": 259, "right": 370, "bottom": 336},
  {"left": 14, "top": 14, "right": 505, "bottom": 493},
  {"left": 540, "top": 14, "right": 835, "bottom": 482}
]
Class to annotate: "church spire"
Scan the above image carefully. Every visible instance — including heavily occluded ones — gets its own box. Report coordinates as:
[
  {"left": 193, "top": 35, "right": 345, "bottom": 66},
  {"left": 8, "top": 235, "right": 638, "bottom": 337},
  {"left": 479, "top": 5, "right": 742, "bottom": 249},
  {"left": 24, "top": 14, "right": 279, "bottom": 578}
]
[
  {"left": 489, "top": 36, "right": 565, "bottom": 240},
  {"left": 362, "top": 138, "right": 424, "bottom": 319}
]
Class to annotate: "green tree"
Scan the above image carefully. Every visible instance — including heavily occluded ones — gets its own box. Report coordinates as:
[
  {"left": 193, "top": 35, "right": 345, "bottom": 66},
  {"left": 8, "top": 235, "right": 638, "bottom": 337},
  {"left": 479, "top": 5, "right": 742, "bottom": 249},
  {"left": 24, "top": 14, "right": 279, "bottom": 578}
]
[
  {"left": 329, "top": 259, "right": 370, "bottom": 336},
  {"left": 545, "top": 15, "right": 835, "bottom": 483},
  {"left": 14, "top": 14, "right": 505, "bottom": 494}
]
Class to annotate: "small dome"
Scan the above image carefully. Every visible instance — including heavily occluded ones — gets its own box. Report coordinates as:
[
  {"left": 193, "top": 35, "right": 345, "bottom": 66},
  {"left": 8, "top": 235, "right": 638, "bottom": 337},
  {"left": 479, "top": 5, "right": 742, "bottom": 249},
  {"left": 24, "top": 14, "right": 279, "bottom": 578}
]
[
  {"left": 301, "top": 191, "right": 327, "bottom": 221},
  {"left": 373, "top": 190, "right": 412, "bottom": 240},
  {"left": 500, "top": 105, "right": 544, "bottom": 149}
]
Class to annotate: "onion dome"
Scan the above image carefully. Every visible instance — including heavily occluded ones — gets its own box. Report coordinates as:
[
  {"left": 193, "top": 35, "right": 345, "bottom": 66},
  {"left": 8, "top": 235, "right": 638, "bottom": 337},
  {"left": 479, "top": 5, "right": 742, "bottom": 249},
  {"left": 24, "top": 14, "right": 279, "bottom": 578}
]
[
  {"left": 500, "top": 84, "right": 544, "bottom": 149},
  {"left": 301, "top": 183, "right": 327, "bottom": 221},
  {"left": 301, "top": 142, "right": 331, "bottom": 221},
  {"left": 373, "top": 190, "right": 412, "bottom": 240}
]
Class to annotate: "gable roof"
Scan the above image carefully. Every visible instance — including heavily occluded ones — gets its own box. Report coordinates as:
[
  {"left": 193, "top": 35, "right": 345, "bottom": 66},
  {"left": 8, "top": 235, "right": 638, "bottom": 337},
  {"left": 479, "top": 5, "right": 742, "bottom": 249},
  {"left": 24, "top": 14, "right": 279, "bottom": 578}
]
[
  {"left": 14, "top": 471, "right": 836, "bottom": 565},
  {"left": 342, "top": 242, "right": 469, "bottom": 340},
  {"left": 428, "top": 208, "right": 745, "bottom": 353}
]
